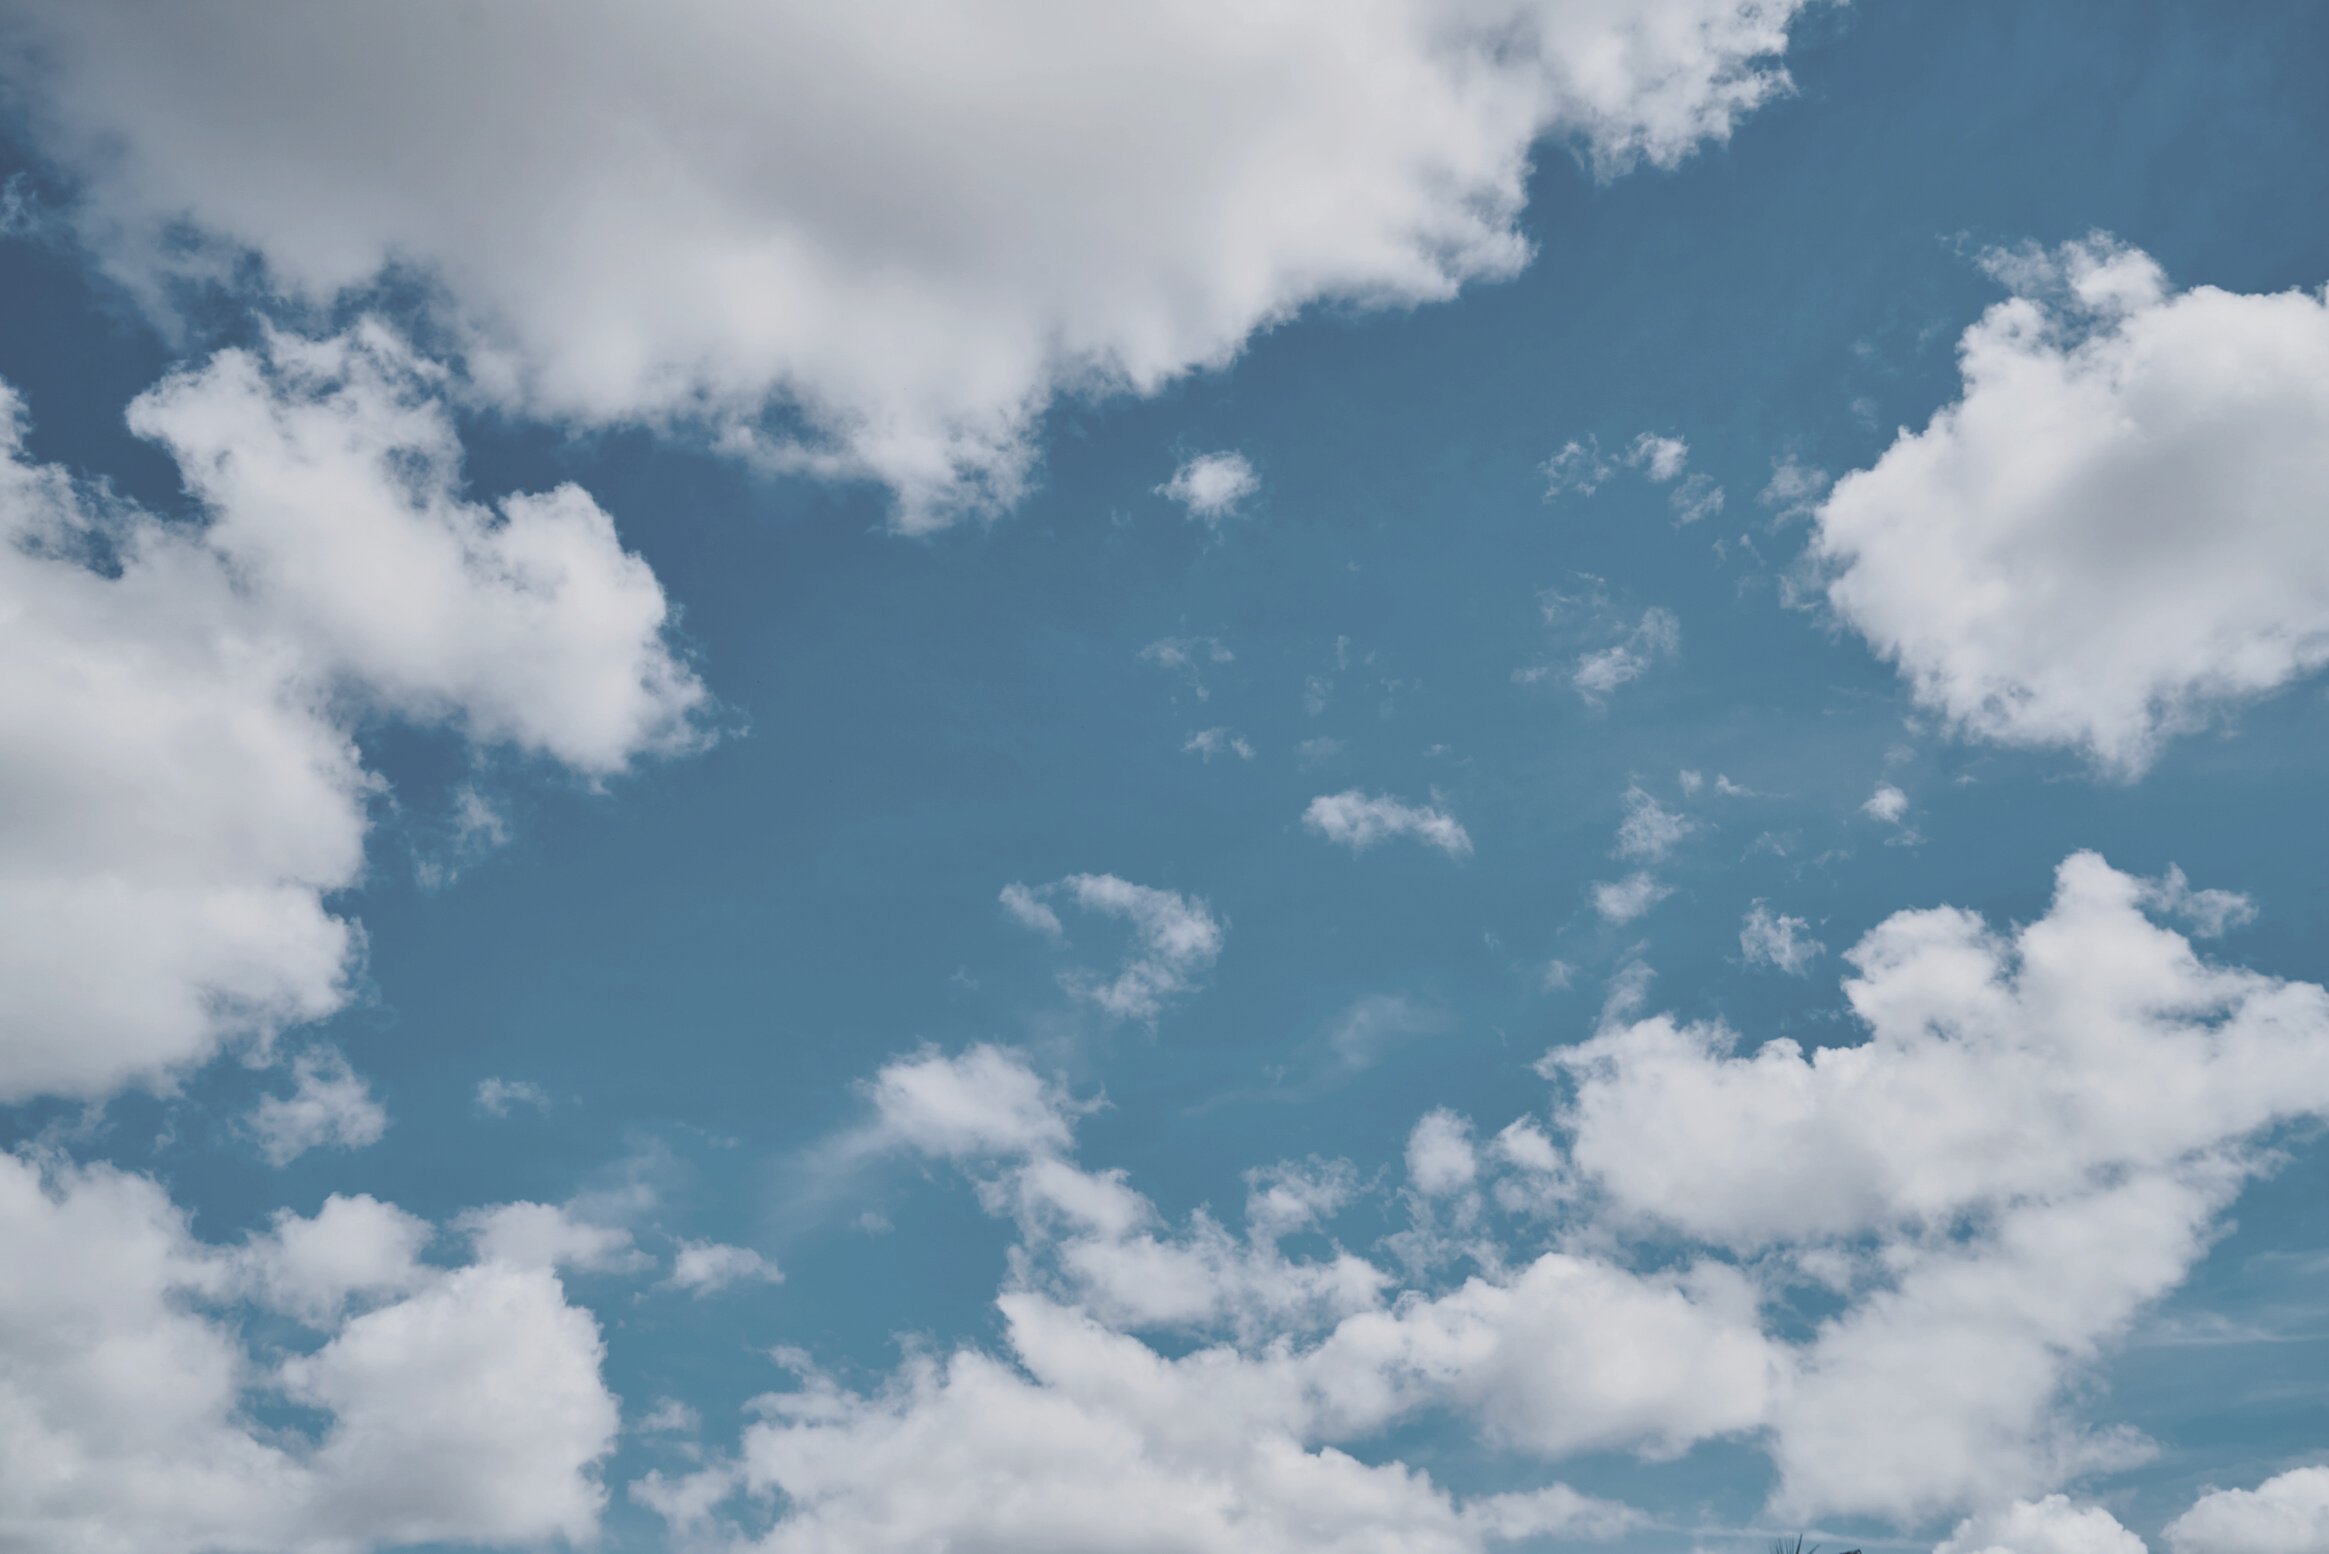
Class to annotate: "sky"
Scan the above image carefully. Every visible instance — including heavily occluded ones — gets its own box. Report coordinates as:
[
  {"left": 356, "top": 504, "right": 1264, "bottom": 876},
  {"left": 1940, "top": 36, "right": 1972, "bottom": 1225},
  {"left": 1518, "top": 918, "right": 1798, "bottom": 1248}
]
[{"left": 0, "top": 3, "right": 2327, "bottom": 1552}]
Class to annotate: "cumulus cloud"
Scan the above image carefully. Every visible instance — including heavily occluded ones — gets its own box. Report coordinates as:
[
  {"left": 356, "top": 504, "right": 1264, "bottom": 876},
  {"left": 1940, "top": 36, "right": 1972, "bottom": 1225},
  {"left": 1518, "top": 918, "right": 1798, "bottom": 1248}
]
[
  {"left": 1304, "top": 790, "right": 1474, "bottom": 858},
  {"left": 0, "top": 334, "right": 702, "bottom": 1102},
  {"left": 865, "top": 1044, "right": 1079, "bottom": 1162},
  {"left": 1159, "top": 451, "right": 1260, "bottom": 525},
  {"left": 666, "top": 1240, "right": 785, "bottom": 1297},
  {"left": 1546, "top": 852, "right": 2329, "bottom": 1519},
  {"left": 641, "top": 1294, "right": 1640, "bottom": 1554},
  {"left": 2167, "top": 1465, "right": 2329, "bottom": 1554},
  {"left": 687, "top": 850, "right": 2329, "bottom": 1546},
  {"left": 1001, "top": 873, "right": 1226, "bottom": 1020},
  {"left": 456, "top": 1200, "right": 647, "bottom": 1276},
  {"left": 1863, "top": 781, "right": 1911, "bottom": 823},
  {"left": 0, "top": 1151, "right": 618, "bottom": 1553},
  {"left": 1739, "top": 901, "right": 1823, "bottom": 974},
  {"left": 247, "top": 1048, "right": 389, "bottom": 1166},
  {"left": 236, "top": 1194, "right": 432, "bottom": 1327},
  {"left": 4, "top": 2, "right": 1817, "bottom": 526},
  {"left": 1815, "top": 236, "right": 2329, "bottom": 776},
  {"left": 1935, "top": 1495, "right": 2147, "bottom": 1554}
]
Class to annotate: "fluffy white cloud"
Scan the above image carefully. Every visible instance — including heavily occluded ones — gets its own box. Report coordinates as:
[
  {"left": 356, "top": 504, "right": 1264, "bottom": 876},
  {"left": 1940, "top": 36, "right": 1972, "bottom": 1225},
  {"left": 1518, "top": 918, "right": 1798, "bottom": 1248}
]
[
  {"left": 1001, "top": 872, "right": 1227, "bottom": 1020},
  {"left": 1936, "top": 1495, "right": 2148, "bottom": 1554},
  {"left": 1305, "top": 790, "right": 1474, "bottom": 858},
  {"left": 667, "top": 1240, "right": 785, "bottom": 1296},
  {"left": 0, "top": 333, "right": 702, "bottom": 1102},
  {"left": 676, "top": 853, "right": 2329, "bottom": 1543},
  {"left": 1406, "top": 1109, "right": 1480, "bottom": 1197},
  {"left": 2166, "top": 1465, "right": 2329, "bottom": 1554},
  {"left": 1739, "top": 901, "right": 1823, "bottom": 974},
  {"left": 0, "top": 1151, "right": 618, "bottom": 1553},
  {"left": 1543, "top": 852, "right": 2329, "bottom": 1520},
  {"left": 1160, "top": 451, "right": 1260, "bottom": 525},
  {"left": 128, "top": 326, "right": 707, "bottom": 773},
  {"left": 5, "top": 2, "right": 1817, "bottom": 525},
  {"left": 1770, "top": 1166, "right": 2225, "bottom": 1521},
  {"left": 236, "top": 1193, "right": 432, "bottom": 1326},
  {"left": 1311, "top": 1254, "right": 1780, "bottom": 1460},
  {"left": 1816, "top": 237, "right": 2329, "bottom": 776},
  {"left": 1553, "top": 853, "right": 2329, "bottom": 1248},
  {"left": 457, "top": 1200, "right": 647, "bottom": 1275},
  {"left": 660, "top": 1295, "right": 1641, "bottom": 1554},
  {"left": 1864, "top": 781, "right": 1911, "bottom": 823},
  {"left": 281, "top": 1263, "right": 619, "bottom": 1549},
  {"left": 246, "top": 1047, "right": 388, "bottom": 1166},
  {"left": 866, "top": 1044, "right": 1078, "bottom": 1161}
]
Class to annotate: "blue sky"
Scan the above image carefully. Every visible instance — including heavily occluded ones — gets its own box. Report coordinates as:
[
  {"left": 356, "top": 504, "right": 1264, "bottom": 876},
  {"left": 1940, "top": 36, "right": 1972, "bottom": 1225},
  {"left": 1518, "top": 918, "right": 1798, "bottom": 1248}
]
[{"left": 2, "top": 4, "right": 2328, "bottom": 1552}]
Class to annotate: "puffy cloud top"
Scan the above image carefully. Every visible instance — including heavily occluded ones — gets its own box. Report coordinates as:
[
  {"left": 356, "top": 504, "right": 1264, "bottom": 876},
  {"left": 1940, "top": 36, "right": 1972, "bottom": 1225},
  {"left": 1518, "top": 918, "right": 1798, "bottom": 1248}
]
[{"left": 1817, "top": 238, "right": 2329, "bottom": 776}]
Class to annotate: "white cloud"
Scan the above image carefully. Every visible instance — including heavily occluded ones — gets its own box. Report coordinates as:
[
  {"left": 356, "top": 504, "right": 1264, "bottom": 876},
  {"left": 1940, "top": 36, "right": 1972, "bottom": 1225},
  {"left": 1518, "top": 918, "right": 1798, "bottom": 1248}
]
[
  {"left": 1590, "top": 872, "right": 1672, "bottom": 924},
  {"left": 666, "top": 1240, "right": 784, "bottom": 1296},
  {"left": 1405, "top": 1109, "right": 1479, "bottom": 1197},
  {"left": 1184, "top": 726, "right": 1257, "bottom": 761},
  {"left": 411, "top": 785, "right": 511, "bottom": 892},
  {"left": 1304, "top": 790, "right": 1474, "bottom": 858},
  {"left": 1545, "top": 851, "right": 2329, "bottom": 1519},
  {"left": 1542, "top": 432, "right": 1718, "bottom": 519},
  {"left": 1159, "top": 451, "right": 1259, "bottom": 525},
  {"left": 237, "top": 1194, "right": 432, "bottom": 1326},
  {"left": 637, "top": 1398, "right": 702, "bottom": 1436},
  {"left": 997, "top": 881, "right": 1066, "bottom": 939},
  {"left": 457, "top": 1201, "right": 647, "bottom": 1275},
  {"left": 247, "top": 1048, "right": 389, "bottom": 1166},
  {"left": 474, "top": 1077, "right": 553, "bottom": 1117},
  {"left": 1614, "top": 783, "right": 1693, "bottom": 862},
  {"left": 646, "top": 1294, "right": 1640, "bottom": 1554},
  {"left": 1815, "top": 236, "right": 2329, "bottom": 776},
  {"left": 1760, "top": 454, "right": 1830, "bottom": 520},
  {"left": 0, "top": 335, "right": 701, "bottom": 1102},
  {"left": 2167, "top": 1465, "right": 2329, "bottom": 1554},
  {"left": 2142, "top": 864, "right": 2256, "bottom": 939},
  {"left": 1625, "top": 431, "right": 1691, "bottom": 483},
  {"left": 1004, "top": 872, "right": 1227, "bottom": 1020},
  {"left": 675, "top": 853, "right": 2329, "bottom": 1543},
  {"left": 1863, "top": 781, "right": 1911, "bottom": 823},
  {"left": 1571, "top": 607, "right": 1681, "bottom": 699},
  {"left": 1667, "top": 470, "right": 1725, "bottom": 524},
  {"left": 1541, "top": 436, "right": 1616, "bottom": 499},
  {"left": 281, "top": 1263, "right": 619, "bottom": 1549},
  {"left": 866, "top": 1044, "right": 1078, "bottom": 1161},
  {"left": 1739, "top": 901, "right": 1823, "bottom": 974},
  {"left": 1936, "top": 1495, "right": 2148, "bottom": 1554},
  {"left": 1555, "top": 852, "right": 2329, "bottom": 1248},
  {"left": 0, "top": 1151, "right": 618, "bottom": 1553},
  {"left": 6, "top": 2, "right": 1816, "bottom": 526}
]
